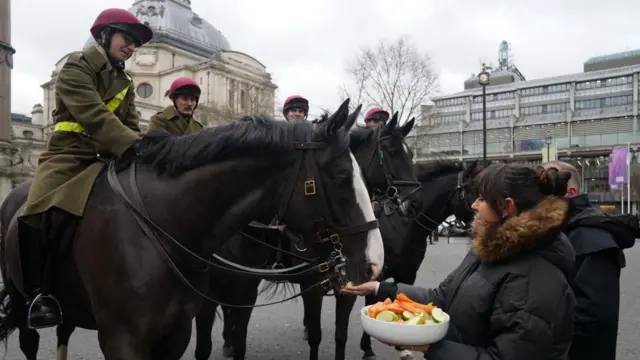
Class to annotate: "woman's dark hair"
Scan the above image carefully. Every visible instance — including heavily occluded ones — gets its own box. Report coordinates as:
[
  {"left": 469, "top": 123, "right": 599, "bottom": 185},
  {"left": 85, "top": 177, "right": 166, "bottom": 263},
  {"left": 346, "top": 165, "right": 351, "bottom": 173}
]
[{"left": 473, "top": 163, "right": 571, "bottom": 215}]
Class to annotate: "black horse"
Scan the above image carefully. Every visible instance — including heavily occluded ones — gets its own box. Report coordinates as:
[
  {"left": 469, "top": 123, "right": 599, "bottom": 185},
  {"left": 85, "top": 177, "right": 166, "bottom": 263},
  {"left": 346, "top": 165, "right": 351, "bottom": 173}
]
[
  {"left": 0, "top": 99, "right": 385, "bottom": 359},
  {"left": 193, "top": 112, "right": 420, "bottom": 360},
  {"left": 358, "top": 159, "right": 481, "bottom": 360}
]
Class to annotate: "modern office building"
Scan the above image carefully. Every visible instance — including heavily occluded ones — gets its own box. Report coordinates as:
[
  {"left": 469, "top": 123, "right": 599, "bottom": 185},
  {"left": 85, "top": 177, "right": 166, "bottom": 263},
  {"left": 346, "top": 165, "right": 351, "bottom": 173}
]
[{"left": 409, "top": 42, "right": 640, "bottom": 213}]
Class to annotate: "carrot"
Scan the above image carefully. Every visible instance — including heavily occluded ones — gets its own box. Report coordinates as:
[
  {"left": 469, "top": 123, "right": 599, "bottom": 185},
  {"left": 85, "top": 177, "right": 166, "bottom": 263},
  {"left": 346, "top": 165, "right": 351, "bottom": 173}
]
[
  {"left": 381, "top": 304, "right": 405, "bottom": 314},
  {"left": 368, "top": 302, "right": 385, "bottom": 318},
  {"left": 398, "top": 301, "right": 421, "bottom": 315},
  {"left": 383, "top": 298, "right": 392, "bottom": 305},
  {"left": 395, "top": 319, "right": 405, "bottom": 324},
  {"left": 413, "top": 303, "right": 436, "bottom": 314},
  {"left": 397, "top": 293, "right": 415, "bottom": 303}
]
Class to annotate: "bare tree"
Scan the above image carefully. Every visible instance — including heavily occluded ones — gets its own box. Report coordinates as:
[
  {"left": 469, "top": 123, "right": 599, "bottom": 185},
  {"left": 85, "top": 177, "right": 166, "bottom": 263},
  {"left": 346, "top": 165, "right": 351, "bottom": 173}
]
[
  {"left": 339, "top": 36, "right": 439, "bottom": 122},
  {"left": 197, "top": 86, "right": 277, "bottom": 127}
]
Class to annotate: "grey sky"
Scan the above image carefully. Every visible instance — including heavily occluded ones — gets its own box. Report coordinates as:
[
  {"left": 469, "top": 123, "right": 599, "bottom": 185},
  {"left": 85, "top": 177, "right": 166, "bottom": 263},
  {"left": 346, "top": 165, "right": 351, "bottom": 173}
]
[{"left": 9, "top": 0, "right": 640, "bottom": 117}]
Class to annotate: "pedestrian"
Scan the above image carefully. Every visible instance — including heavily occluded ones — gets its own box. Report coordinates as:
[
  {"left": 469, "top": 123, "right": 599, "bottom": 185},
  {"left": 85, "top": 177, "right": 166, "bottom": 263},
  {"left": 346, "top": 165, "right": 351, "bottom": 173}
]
[
  {"left": 542, "top": 160, "right": 638, "bottom": 360},
  {"left": 342, "top": 163, "right": 576, "bottom": 359}
]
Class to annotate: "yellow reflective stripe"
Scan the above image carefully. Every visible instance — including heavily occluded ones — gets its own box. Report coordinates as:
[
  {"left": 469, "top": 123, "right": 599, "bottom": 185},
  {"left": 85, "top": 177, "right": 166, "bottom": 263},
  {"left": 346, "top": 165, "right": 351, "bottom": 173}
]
[
  {"left": 55, "top": 74, "right": 132, "bottom": 135},
  {"left": 54, "top": 121, "right": 89, "bottom": 135},
  {"left": 105, "top": 83, "right": 131, "bottom": 112}
]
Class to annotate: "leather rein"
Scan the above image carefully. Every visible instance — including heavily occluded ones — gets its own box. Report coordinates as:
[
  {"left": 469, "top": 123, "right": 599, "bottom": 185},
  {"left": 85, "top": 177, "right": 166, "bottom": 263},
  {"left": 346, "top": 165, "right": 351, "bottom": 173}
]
[{"left": 106, "top": 138, "right": 379, "bottom": 308}]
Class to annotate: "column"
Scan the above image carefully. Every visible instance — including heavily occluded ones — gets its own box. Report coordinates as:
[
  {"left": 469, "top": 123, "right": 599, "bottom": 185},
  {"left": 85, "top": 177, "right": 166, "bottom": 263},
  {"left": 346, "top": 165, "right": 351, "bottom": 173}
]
[{"left": 0, "top": 0, "right": 16, "bottom": 141}]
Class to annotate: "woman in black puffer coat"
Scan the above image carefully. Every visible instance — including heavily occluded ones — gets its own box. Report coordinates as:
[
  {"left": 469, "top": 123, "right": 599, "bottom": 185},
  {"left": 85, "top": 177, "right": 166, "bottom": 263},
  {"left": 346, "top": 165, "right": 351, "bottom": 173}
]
[{"left": 343, "top": 163, "right": 576, "bottom": 360}]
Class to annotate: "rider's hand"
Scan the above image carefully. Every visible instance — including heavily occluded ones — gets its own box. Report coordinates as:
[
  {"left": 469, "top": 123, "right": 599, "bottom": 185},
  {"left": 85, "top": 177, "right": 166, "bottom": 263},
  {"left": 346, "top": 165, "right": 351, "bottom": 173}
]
[{"left": 340, "top": 281, "right": 379, "bottom": 296}]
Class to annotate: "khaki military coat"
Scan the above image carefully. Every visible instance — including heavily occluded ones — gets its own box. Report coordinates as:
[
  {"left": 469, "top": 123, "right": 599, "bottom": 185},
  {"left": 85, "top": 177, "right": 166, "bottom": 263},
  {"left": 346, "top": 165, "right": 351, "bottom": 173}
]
[
  {"left": 21, "top": 45, "right": 141, "bottom": 219},
  {"left": 147, "top": 106, "right": 204, "bottom": 135}
]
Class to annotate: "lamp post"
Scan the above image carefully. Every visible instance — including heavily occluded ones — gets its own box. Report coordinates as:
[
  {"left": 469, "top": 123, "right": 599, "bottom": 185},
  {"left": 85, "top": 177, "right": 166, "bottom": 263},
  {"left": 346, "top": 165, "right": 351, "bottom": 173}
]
[
  {"left": 478, "top": 65, "right": 491, "bottom": 165},
  {"left": 544, "top": 134, "right": 552, "bottom": 162}
]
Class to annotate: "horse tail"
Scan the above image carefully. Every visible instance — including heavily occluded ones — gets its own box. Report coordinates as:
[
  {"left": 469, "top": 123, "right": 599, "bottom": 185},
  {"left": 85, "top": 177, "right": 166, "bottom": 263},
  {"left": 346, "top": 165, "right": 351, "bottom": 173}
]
[
  {"left": 0, "top": 285, "right": 19, "bottom": 346},
  {"left": 258, "top": 279, "right": 298, "bottom": 301}
]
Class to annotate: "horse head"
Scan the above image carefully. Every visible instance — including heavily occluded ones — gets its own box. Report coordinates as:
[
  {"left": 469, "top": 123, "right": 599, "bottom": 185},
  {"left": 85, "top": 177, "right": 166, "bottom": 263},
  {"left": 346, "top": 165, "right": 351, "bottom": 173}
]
[
  {"left": 348, "top": 111, "right": 420, "bottom": 217},
  {"left": 277, "top": 98, "right": 384, "bottom": 285}
]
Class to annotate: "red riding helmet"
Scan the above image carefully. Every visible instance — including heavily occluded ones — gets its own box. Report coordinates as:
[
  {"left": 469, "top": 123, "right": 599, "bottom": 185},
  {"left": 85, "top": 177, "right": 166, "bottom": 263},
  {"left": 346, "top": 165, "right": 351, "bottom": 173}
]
[
  {"left": 283, "top": 95, "right": 309, "bottom": 117},
  {"left": 166, "top": 77, "right": 201, "bottom": 99},
  {"left": 90, "top": 8, "right": 153, "bottom": 47},
  {"left": 364, "top": 107, "right": 390, "bottom": 123}
]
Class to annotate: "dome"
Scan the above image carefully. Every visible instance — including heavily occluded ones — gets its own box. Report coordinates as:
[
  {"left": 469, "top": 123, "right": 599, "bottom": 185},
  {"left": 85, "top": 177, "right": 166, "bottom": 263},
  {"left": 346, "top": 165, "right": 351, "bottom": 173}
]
[{"left": 84, "top": 0, "right": 231, "bottom": 58}]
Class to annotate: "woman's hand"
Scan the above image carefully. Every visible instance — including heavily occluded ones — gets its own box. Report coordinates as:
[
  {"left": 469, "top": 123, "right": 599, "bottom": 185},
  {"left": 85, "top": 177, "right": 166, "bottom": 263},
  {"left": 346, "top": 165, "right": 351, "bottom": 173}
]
[{"left": 340, "top": 281, "right": 379, "bottom": 296}]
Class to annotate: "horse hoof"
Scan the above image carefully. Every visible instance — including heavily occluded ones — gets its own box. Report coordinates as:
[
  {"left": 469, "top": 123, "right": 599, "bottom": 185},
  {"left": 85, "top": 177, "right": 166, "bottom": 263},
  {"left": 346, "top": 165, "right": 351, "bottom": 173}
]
[
  {"left": 399, "top": 349, "right": 413, "bottom": 360},
  {"left": 303, "top": 328, "right": 308, "bottom": 341},
  {"left": 222, "top": 346, "right": 234, "bottom": 358}
]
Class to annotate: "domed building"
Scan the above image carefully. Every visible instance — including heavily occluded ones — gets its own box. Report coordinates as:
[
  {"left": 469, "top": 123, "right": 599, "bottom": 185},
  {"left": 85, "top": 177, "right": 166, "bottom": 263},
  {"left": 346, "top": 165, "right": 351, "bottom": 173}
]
[
  {"left": 2, "top": 0, "right": 277, "bottom": 198},
  {"left": 35, "top": 0, "right": 277, "bottom": 135}
]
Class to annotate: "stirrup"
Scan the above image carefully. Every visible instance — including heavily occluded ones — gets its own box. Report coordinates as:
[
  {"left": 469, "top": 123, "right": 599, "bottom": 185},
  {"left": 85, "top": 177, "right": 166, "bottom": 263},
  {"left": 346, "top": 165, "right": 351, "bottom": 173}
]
[{"left": 27, "top": 293, "right": 63, "bottom": 329}]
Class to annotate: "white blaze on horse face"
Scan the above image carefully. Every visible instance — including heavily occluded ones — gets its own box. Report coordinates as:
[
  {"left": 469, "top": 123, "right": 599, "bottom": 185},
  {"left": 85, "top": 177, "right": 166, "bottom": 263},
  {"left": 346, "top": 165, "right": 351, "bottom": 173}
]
[{"left": 349, "top": 152, "right": 384, "bottom": 279}]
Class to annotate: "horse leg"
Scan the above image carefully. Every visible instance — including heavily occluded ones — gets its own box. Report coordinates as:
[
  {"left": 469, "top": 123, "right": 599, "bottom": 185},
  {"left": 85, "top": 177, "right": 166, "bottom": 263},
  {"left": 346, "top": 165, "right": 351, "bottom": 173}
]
[
  {"left": 56, "top": 323, "right": 75, "bottom": 360},
  {"left": 359, "top": 294, "right": 377, "bottom": 360},
  {"left": 97, "top": 329, "right": 150, "bottom": 360},
  {"left": 194, "top": 300, "right": 218, "bottom": 360},
  {"left": 334, "top": 293, "right": 357, "bottom": 360},
  {"left": 302, "top": 310, "right": 308, "bottom": 341},
  {"left": 230, "top": 305, "right": 255, "bottom": 360},
  {"left": 222, "top": 306, "right": 234, "bottom": 357},
  {"left": 18, "top": 323, "right": 39, "bottom": 360},
  {"left": 301, "top": 283, "right": 324, "bottom": 360},
  {"left": 150, "top": 318, "right": 193, "bottom": 360}
]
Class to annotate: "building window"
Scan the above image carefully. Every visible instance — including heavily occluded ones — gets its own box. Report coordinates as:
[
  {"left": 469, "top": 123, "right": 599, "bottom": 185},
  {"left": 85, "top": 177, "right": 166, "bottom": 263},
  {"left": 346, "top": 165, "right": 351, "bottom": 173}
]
[
  {"left": 22, "top": 130, "right": 33, "bottom": 139},
  {"left": 575, "top": 95, "right": 632, "bottom": 110},
  {"left": 136, "top": 83, "right": 153, "bottom": 99}
]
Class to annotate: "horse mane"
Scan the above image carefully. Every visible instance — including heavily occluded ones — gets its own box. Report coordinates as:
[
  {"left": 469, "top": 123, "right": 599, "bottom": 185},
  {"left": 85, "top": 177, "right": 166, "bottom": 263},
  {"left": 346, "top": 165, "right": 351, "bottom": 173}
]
[
  {"left": 347, "top": 125, "right": 376, "bottom": 148},
  {"left": 136, "top": 116, "right": 316, "bottom": 176},
  {"left": 415, "top": 159, "right": 464, "bottom": 182}
]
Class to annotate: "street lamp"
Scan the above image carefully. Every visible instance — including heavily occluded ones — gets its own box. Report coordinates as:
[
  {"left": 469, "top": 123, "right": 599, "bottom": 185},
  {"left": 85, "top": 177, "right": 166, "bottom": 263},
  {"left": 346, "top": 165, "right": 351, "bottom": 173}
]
[
  {"left": 544, "top": 134, "right": 552, "bottom": 162},
  {"left": 478, "top": 65, "right": 491, "bottom": 165}
]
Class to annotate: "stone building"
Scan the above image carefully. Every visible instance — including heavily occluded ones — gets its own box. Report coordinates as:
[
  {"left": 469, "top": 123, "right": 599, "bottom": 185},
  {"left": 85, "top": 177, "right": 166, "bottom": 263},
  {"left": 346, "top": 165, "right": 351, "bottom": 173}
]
[{"left": 2, "top": 0, "right": 277, "bottom": 202}]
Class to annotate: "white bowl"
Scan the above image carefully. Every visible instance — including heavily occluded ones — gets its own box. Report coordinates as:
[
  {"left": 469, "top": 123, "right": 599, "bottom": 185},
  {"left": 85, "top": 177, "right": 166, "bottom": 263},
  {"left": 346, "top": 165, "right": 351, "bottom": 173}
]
[{"left": 360, "top": 305, "right": 450, "bottom": 346}]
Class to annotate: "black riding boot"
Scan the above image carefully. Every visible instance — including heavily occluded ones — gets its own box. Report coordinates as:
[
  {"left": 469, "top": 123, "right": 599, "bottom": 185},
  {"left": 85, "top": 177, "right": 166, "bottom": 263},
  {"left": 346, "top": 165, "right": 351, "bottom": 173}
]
[{"left": 17, "top": 218, "right": 62, "bottom": 329}]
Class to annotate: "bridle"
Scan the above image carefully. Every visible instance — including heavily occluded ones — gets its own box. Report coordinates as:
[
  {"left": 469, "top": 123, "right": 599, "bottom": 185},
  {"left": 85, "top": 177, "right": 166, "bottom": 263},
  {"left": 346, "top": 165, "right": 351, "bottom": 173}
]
[
  {"left": 360, "top": 130, "right": 422, "bottom": 217},
  {"left": 413, "top": 170, "right": 475, "bottom": 233},
  {"left": 106, "top": 132, "right": 379, "bottom": 308}
]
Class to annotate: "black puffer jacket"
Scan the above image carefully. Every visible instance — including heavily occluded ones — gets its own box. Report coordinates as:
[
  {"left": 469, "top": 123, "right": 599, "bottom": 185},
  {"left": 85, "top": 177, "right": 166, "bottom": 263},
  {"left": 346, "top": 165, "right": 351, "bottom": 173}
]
[{"left": 377, "top": 197, "right": 576, "bottom": 360}]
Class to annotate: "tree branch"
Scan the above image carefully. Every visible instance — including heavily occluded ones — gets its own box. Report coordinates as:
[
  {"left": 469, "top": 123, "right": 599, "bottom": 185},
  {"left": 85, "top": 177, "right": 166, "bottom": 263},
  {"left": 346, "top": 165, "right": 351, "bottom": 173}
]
[{"left": 341, "top": 35, "right": 439, "bottom": 123}]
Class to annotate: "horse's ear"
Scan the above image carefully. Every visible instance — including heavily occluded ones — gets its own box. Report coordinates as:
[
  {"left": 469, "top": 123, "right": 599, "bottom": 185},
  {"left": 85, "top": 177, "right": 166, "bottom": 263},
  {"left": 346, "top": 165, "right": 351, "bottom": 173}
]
[
  {"left": 325, "top": 99, "right": 350, "bottom": 137},
  {"left": 344, "top": 104, "right": 362, "bottom": 131},
  {"left": 384, "top": 112, "right": 399, "bottom": 133},
  {"left": 401, "top": 117, "right": 415, "bottom": 137}
]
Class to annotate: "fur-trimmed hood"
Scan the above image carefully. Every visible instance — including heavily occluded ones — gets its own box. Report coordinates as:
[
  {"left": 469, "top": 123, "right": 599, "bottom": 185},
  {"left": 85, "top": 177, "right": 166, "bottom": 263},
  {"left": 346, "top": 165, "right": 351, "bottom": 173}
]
[{"left": 472, "top": 197, "right": 573, "bottom": 269}]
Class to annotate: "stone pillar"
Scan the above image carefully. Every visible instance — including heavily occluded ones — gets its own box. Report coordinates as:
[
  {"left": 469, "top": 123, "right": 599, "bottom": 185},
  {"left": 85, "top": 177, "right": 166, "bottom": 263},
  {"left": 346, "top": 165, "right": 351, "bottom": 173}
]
[
  {"left": 0, "top": 0, "right": 16, "bottom": 142},
  {"left": 0, "top": 0, "right": 19, "bottom": 202}
]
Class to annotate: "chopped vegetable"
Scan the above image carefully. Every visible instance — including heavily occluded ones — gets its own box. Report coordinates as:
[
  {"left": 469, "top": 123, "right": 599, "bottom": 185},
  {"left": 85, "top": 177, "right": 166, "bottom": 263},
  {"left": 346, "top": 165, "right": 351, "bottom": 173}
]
[{"left": 364, "top": 293, "right": 449, "bottom": 326}]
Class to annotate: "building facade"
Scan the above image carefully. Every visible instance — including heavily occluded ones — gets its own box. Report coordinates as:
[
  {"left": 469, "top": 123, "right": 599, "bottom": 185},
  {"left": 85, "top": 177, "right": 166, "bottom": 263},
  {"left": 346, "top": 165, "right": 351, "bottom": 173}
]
[
  {"left": 2, "top": 0, "right": 277, "bottom": 202},
  {"left": 409, "top": 46, "right": 640, "bottom": 213}
]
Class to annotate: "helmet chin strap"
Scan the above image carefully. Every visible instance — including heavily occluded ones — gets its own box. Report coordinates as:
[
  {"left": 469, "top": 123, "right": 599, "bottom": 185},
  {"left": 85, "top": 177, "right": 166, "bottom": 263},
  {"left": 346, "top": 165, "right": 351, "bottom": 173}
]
[{"left": 97, "top": 28, "right": 125, "bottom": 70}]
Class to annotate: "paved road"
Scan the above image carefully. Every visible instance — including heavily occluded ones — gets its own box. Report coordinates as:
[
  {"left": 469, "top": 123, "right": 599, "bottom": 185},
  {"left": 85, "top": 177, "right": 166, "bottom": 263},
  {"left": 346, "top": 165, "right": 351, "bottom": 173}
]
[{"left": 2, "top": 238, "right": 639, "bottom": 359}]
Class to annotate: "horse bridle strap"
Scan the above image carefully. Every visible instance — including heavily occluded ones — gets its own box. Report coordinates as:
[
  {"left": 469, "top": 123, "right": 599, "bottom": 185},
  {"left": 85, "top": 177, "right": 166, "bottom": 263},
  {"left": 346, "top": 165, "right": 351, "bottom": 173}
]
[
  {"left": 414, "top": 170, "right": 473, "bottom": 232},
  {"left": 276, "top": 140, "right": 379, "bottom": 246},
  {"left": 106, "top": 161, "right": 332, "bottom": 281}
]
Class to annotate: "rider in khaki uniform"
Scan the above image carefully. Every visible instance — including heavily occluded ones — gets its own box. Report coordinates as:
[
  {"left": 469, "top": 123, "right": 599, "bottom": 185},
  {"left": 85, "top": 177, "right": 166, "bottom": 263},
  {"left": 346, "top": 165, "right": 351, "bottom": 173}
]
[
  {"left": 282, "top": 95, "right": 309, "bottom": 121},
  {"left": 147, "top": 77, "right": 204, "bottom": 135},
  {"left": 17, "top": 8, "right": 153, "bottom": 329},
  {"left": 363, "top": 107, "right": 389, "bottom": 128}
]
